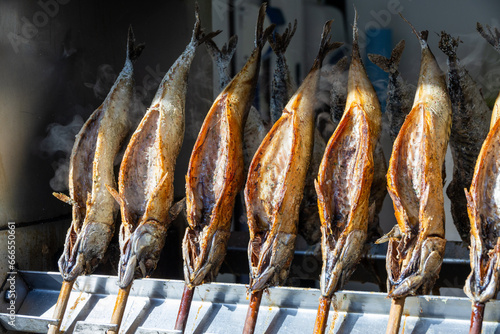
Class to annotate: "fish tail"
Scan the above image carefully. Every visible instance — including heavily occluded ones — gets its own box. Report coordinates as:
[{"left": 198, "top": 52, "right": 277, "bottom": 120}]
[
  {"left": 192, "top": 2, "right": 222, "bottom": 46},
  {"left": 314, "top": 20, "right": 343, "bottom": 69},
  {"left": 268, "top": 20, "right": 297, "bottom": 55},
  {"left": 438, "top": 31, "right": 460, "bottom": 59},
  {"left": 368, "top": 39, "right": 405, "bottom": 74},
  {"left": 477, "top": 22, "right": 500, "bottom": 52},
  {"left": 126, "top": 26, "right": 145, "bottom": 62},
  {"left": 255, "top": 3, "right": 276, "bottom": 50},
  {"left": 205, "top": 35, "right": 238, "bottom": 68},
  {"left": 399, "top": 13, "right": 428, "bottom": 48}
]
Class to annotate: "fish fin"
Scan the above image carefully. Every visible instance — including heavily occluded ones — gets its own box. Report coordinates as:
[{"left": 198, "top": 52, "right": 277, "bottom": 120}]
[
  {"left": 438, "top": 31, "right": 461, "bottom": 59},
  {"left": 477, "top": 22, "right": 500, "bottom": 52},
  {"left": 192, "top": 2, "right": 222, "bottom": 45},
  {"left": 390, "top": 39, "right": 405, "bottom": 69},
  {"left": 398, "top": 13, "right": 428, "bottom": 48},
  {"left": 268, "top": 19, "right": 297, "bottom": 55},
  {"left": 169, "top": 197, "right": 186, "bottom": 223},
  {"left": 53, "top": 192, "right": 78, "bottom": 207},
  {"left": 126, "top": 26, "right": 145, "bottom": 62},
  {"left": 255, "top": 3, "right": 276, "bottom": 49},
  {"left": 205, "top": 35, "right": 238, "bottom": 69},
  {"left": 368, "top": 53, "right": 391, "bottom": 72},
  {"left": 313, "top": 20, "right": 343, "bottom": 70}
]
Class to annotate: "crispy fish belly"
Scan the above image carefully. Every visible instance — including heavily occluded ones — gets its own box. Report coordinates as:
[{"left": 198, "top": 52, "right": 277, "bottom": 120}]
[
  {"left": 438, "top": 32, "right": 490, "bottom": 244},
  {"left": 109, "top": 8, "right": 219, "bottom": 289},
  {"left": 464, "top": 110, "right": 500, "bottom": 303},
  {"left": 54, "top": 28, "right": 143, "bottom": 282},
  {"left": 245, "top": 21, "right": 341, "bottom": 292},
  {"left": 316, "top": 18, "right": 381, "bottom": 298},
  {"left": 183, "top": 5, "right": 274, "bottom": 288},
  {"left": 382, "top": 29, "right": 452, "bottom": 298}
]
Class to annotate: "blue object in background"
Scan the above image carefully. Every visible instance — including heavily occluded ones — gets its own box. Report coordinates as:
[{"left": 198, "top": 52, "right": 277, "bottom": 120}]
[{"left": 365, "top": 28, "right": 392, "bottom": 113}]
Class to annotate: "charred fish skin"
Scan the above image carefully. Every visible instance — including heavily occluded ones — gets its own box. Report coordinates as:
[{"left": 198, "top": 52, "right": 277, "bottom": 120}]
[
  {"left": 438, "top": 32, "right": 490, "bottom": 244},
  {"left": 380, "top": 19, "right": 452, "bottom": 298},
  {"left": 269, "top": 20, "right": 297, "bottom": 125},
  {"left": 109, "top": 7, "right": 220, "bottom": 289},
  {"left": 316, "top": 14, "right": 382, "bottom": 298},
  {"left": 368, "top": 40, "right": 414, "bottom": 144},
  {"left": 245, "top": 21, "right": 342, "bottom": 292},
  {"left": 54, "top": 28, "right": 144, "bottom": 282},
  {"left": 464, "top": 24, "right": 500, "bottom": 304},
  {"left": 182, "top": 4, "right": 275, "bottom": 288}
]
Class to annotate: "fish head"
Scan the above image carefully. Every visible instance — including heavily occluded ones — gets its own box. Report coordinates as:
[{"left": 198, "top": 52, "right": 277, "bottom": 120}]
[
  {"left": 118, "top": 220, "right": 167, "bottom": 288},
  {"left": 58, "top": 221, "right": 114, "bottom": 281}
]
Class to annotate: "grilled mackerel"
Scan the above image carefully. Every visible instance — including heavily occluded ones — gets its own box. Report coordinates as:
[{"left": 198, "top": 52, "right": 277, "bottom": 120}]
[
  {"left": 464, "top": 23, "right": 500, "bottom": 304},
  {"left": 315, "top": 17, "right": 381, "bottom": 298},
  {"left": 245, "top": 21, "right": 341, "bottom": 291},
  {"left": 107, "top": 8, "right": 219, "bottom": 289},
  {"left": 438, "top": 32, "right": 490, "bottom": 244},
  {"left": 330, "top": 56, "right": 349, "bottom": 129},
  {"left": 54, "top": 28, "right": 143, "bottom": 282},
  {"left": 378, "top": 25, "right": 452, "bottom": 298},
  {"left": 182, "top": 5, "right": 274, "bottom": 288},
  {"left": 368, "top": 40, "right": 414, "bottom": 144}
]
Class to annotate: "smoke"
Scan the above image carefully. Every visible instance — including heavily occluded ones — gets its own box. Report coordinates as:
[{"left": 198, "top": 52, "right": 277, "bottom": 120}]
[{"left": 40, "top": 113, "right": 84, "bottom": 192}]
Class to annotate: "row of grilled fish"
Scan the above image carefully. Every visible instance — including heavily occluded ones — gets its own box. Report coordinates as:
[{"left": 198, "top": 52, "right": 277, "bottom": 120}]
[{"left": 53, "top": 3, "right": 500, "bottom": 330}]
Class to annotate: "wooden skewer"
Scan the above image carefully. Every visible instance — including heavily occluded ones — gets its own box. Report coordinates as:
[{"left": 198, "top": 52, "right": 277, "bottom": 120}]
[
  {"left": 386, "top": 297, "right": 405, "bottom": 334},
  {"left": 242, "top": 290, "right": 264, "bottom": 334},
  {"left": 469, "top": 302, "right": 485, "bottom": 334},
  {"left": 107, "top": 284, "right": 132, "bottom": 334},
  {"left": 313, "top": 296, "right": 332, "bottom": 334},
  {"left": 174, "top": 284, "right": 195, "bottom": 332},
  {"left": 47, "top": 279, "right": 75, "bottom": 334}
]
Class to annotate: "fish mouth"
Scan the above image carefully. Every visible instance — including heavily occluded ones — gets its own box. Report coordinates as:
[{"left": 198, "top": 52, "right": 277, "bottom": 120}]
[
  {"left": 59, "top": 222, "right": 113, "bottom": 281},
  {"left": 118, "top": 220, "right": 167, "bottom": 288}
]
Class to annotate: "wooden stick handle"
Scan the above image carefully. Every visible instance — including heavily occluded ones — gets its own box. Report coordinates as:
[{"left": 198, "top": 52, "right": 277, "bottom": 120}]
[
  {"left": 386, "top": 297, "right": 405, "bottom": 334},
  {"left": 174, "top": 285, "right": 195, "bottom": 333},
  {"left": 242, "top": 290, "right": 264, "bottom": 334},
  {"left": 107, "top": 285, "right": 132, "bottom": 334},
  {"left": 47, "top": 279, "right": 75, "bottom": 334},
  {"left": 313, "top": 296, "right": 332, "bottom": 334},
  {"left": 469, "top": 302, "right": 485, "bottom": 334}
]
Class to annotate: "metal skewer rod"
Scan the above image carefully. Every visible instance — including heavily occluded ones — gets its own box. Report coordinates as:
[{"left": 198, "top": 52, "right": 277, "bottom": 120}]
[
  {"left": 47, "top": 279, "right": 75, "bottom": 334},
  {"left": 469, "top": 302, "right": 485, "bottom": 334},
  {"left": 242, "top": 290, "right": 264, "bottom": 334},
  {"left": 386, "top": 297, "right": 405, "bottom": 334},
  {"left": 174, "top": 284, "right": 195, "bottom": 332},
  {"left": 107, "top": 284, "right": 132, "bottom": 334},
  {"left": 313, "top": 296, "right": 332, "bottom": 334}
]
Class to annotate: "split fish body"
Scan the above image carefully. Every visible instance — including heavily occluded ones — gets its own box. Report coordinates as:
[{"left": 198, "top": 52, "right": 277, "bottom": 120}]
[
  {"left": 381, "top": 24, "right": 452, "bottom": 298},
  {"left": 108, "top": 8, "right": 219, "bottom": 289},
  {"left": 245, "top": 21, "right": 341, "bottom": 292},
  {"left": 316, "top": 15, "right": 381, "bottom": 298}
]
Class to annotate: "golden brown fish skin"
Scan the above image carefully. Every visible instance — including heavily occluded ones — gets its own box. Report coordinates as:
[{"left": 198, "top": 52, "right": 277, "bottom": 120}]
[
  {"left": 464, "top": 25, "right": 500, "bottom": 304},
  {"left": 182, "top": 4, "right": 275, "bottom": 288},
  {"left": 316, "top": 16, "right": 381, "bottom": 298},
  {"left": 55, "top": 28, "right": 144, "bottom": 282},
  {"left": 381, "top": 26, "right": 452, "bottom": 298},
  {"left": 245, "top": 21, "right": 342, "bottom": 292},
  {"left": 108, "top": 8, "right": 220, "bottom": 289}
]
